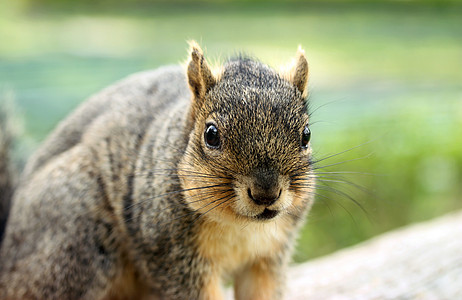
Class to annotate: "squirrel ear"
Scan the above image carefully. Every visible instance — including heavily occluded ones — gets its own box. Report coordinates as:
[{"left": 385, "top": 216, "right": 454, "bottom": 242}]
[
  {"left": 187, "top": 41, "right": 216, "bottom": 103},
  {"left": 285, "top": 46, "right": 309, "bottom": 98}
]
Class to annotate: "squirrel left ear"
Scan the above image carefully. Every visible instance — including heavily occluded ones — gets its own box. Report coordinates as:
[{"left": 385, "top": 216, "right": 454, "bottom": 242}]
[
  {"left": 284, "top": 46, "right": 309, "bottom": 98},
  {"left": 186, "top": 41, "right": 217, "bottom": 123},
  {"left": 187, "top": 41, "right": 216, "bottom": 101}
]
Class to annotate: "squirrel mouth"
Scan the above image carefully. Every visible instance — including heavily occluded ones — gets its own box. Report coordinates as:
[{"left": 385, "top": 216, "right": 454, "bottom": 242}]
[{"left": 255, "top": 208, "right": 279, "bottom": 220}]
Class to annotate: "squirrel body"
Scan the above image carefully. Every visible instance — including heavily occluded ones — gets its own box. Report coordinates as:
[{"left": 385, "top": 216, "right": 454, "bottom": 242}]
[{"left": 0, "top": 43, "right": 314, "bottom": 299}]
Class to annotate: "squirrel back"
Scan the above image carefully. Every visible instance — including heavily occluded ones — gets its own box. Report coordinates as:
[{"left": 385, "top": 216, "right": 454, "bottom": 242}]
[{"left": 0, "top": 42, "right": 315, "bottom": 299}]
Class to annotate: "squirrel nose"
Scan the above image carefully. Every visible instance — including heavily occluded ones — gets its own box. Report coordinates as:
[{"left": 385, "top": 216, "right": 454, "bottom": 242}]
[
  {"left": 247, "top": 187, "right": 281, "bottom": 206},
  {"left": 248, "top": 166, "right": 282, "bottom": 206}
]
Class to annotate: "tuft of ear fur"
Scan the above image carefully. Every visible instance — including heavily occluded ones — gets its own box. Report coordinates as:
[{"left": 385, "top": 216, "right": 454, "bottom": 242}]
[
  {"left": 187, "top": 41, "right": 217, "bottom": 121},
  {"left": 283, "top": 46, "right": 309, "bottom": 98}
]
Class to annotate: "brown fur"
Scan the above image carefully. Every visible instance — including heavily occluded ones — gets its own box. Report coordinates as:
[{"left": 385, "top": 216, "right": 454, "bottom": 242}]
[
  {"left": 0, "top": 42, "right": 315, "bottom": 299},
  {"left": 234, "top": 257, "right": 284, "bottom": 300}
]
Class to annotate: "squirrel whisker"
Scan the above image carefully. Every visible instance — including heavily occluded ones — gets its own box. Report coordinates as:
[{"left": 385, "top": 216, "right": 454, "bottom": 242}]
[
  {"left": 312, "top": 184, "right": 368, "bottom": 215},
  {"left": 310, "top": 140, "right": 374, "bottom": 165},
  {"left": 311, "top": 155, "right": 372, "bottom": 171},
  {"left": 123, "top": 183, "right": 234, "bottom": 215}
]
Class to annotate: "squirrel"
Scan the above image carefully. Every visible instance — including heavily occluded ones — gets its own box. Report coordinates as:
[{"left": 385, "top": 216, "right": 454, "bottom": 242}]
[{"left": 0, "top": 41, "right": 314, "bottom": 299}]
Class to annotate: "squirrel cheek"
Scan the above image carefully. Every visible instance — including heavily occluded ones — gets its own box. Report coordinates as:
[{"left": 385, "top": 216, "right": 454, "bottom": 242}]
[
  {"left": 290, "top": 178, "right": 316, "bottom": 209},
  {"left": 178, "top": 157, "right": 236, "bottom": 218},
  {"left": 177, "top": 160, "right": 207, "bottom": 212}
]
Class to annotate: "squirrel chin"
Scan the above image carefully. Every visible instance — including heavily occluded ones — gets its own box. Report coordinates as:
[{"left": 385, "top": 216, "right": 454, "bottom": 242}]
[
  {"left": 201, "top": 204, "right": 284, "bottom": 226},
  {"left": 254, "top": 208, "right": 280, "bottom": 220},
  {"left": 234, "top": 207, "right": 284, "bottom": 223}
]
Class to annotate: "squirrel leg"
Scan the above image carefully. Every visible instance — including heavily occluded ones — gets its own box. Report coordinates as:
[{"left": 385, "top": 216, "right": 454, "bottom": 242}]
[
  {"left": 0, "top": 199, "right": 119, "bottom": 299},
  {"left": 199, "top": 272, "right": 225, "bottom": 300},
  {"left": 234, "top": 257, "right": 286, "bottom": 300}
]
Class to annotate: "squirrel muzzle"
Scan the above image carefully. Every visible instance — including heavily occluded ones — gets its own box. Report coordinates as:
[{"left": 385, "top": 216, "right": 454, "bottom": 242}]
[{"left": 247, "top": 167, "right": 282, "bottom": 207}]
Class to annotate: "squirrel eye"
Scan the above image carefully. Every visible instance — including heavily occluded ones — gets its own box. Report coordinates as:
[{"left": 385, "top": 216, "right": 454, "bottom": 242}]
[
  {"left": 301, "top": 126, "right": 311, "bottom": 148},
  {"left": 204, "top": 124, "right": 220, "bottom": 149}
]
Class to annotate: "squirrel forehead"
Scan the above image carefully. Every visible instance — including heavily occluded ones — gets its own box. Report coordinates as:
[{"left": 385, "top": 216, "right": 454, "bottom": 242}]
[
  {"left": 204, "top": 62, "right": 308, "bottom": 125},
  {"left": 208, "top": 86, "right": 305, "bottom": 121},
  {"left": 207, "top": 59, "right": 306, "bottom": 112},
  {"left": 219, "top": 58, "right": 290, "bottom": 91}
]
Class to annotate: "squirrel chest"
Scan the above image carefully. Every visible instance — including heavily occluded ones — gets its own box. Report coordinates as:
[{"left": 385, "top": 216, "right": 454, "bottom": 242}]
[{"left": 196, "top": 218, "right": 292, "bottom": 274}]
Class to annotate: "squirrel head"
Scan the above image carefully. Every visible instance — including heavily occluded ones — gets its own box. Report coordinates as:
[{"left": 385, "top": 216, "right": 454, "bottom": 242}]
[{"left": 179, "top": 41, "right": 313, "bottom": 224}]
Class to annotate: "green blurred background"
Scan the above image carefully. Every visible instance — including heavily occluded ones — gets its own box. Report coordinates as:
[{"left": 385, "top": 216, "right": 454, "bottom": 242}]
[{"left": 1, "top": 0, "right": 461, "bottom": 262}]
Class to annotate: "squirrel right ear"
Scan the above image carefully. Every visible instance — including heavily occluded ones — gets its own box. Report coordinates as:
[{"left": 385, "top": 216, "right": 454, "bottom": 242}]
[
  {"left": 187, "top": 41, "right": 217, "bottom": 119},
  {"left": 284, "top": 46, "right": 309, "bottom": 98}
]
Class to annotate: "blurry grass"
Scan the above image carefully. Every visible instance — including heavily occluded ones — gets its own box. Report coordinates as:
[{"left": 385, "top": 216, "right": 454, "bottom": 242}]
[
  {"left": 296, "top": 96, "right": 462, "bottom": 260},
  {"left": 0, "top": 1, "right": 461, "bottom": 262}
]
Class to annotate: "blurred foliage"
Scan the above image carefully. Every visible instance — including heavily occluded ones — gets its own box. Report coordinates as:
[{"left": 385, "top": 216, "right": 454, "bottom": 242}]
[{"left": 0, "top": 0, "right": 461, "bottom": 262}]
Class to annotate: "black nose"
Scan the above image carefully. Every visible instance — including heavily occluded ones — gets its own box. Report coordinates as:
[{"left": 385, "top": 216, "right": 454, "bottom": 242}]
[
  {"left": 248, "top": 187, "right": 281, "bottom": 206},
  {"left": 248, "top": 166, "right": 281, "bottom": 206}
]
